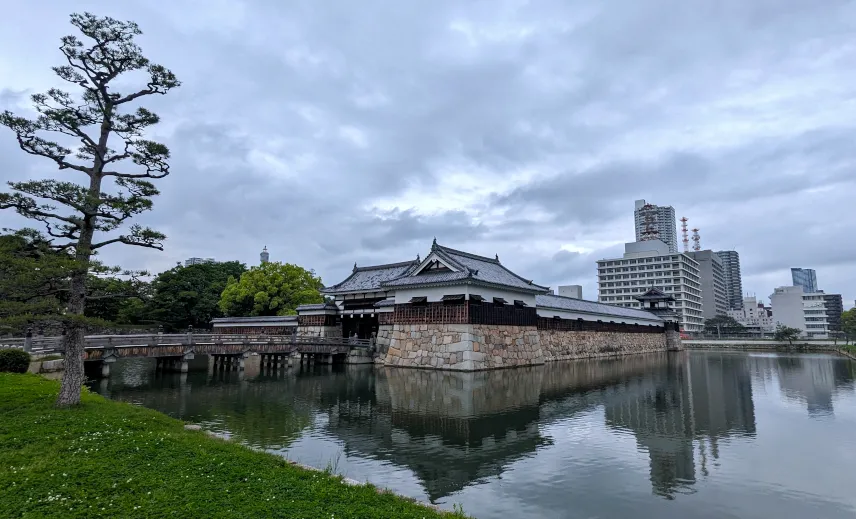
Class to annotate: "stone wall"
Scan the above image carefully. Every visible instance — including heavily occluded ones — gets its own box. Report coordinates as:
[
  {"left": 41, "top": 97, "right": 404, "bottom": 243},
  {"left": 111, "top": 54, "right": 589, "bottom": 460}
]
[
  {"left": 472, "top": 324, "right": 543, "bottom": 369},
  {"left": 384, "top": 323, "right": 544, "bottom": 371},
  {"left": 538, "top": 329, "right": 667, "bottom": 362},
  {"left": 298, "top": 324, "right": 342, "bottom": 338},
  {"left": 374, "top": 324, "right": 393, "bottom": 363}
]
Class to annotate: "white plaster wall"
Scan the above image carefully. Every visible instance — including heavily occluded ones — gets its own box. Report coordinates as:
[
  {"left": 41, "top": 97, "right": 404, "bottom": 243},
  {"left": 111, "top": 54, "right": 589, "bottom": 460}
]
[
  {"left": 536, "top": 308, "right": 662, "bottom": 326},
  {"left": 393, "top": 285, "right": 537, "bottom": 306},
  {"left": 466, "top": 286, "right": 537, "bottom": 307}
]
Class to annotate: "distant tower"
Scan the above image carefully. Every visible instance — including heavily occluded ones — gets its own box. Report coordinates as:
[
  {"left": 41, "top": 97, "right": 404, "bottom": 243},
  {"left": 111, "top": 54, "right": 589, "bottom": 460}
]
[
  {"left": 680, "top": 217, "right": 689, "bottom": 252},
  {"left": 691, "top": 229, "right": 701, "bottom": 251},
  {"left": 260, "top": 246, "right": 269, "bottom": 264}
]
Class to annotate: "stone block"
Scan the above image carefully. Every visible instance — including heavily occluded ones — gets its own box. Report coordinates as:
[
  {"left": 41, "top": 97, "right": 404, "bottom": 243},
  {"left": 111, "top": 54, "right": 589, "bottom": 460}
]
[
  {"left": 448, "top": 342, "right": 469, "bottom": 353},
  {"left": 463, "top": 351, "right": 485, "bottom": 362}
]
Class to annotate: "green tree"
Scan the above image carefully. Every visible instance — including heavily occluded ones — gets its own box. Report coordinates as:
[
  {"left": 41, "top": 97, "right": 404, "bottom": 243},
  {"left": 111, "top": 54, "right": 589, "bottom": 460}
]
[
  {"left": 774, "top": 324, "right": 802, "bottom": 346},
  {"left": 841, "top": 308, "right": 856, "bottom": 344},
  {"left": 0, "top": 13, "right": 179, "bottom": 406},
  {"left": 704, "top": 315, "right": 746, "bottom": 331},
  {"left": 146, "top": 261, "right": 246, "bottom": 331},
  {"left": 83, "top": 274, "right": 150, "bottom": 324},
  {"left": 0, "top": 229, "right": 74, "bottom": 335},
  {"left": 219, "top": 262, "right": 323, "bottom": 317}
]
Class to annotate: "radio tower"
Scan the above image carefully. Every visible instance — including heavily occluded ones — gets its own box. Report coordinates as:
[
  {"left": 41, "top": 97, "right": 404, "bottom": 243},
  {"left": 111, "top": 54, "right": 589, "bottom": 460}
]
[
  {"left": 691, "top": 228, "right": 701, "bottom": 251},
  {"left": 639, "top": 204, "right": 660, "bottom": 242},
  {"left": 680, "top": 217, "right": 689, "bottom": 252}
]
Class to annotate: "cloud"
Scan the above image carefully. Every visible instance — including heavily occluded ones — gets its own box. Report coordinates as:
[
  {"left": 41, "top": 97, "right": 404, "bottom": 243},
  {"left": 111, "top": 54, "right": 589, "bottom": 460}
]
[{"left": 0, "top": 0, "right": 854, "bottom": 307}]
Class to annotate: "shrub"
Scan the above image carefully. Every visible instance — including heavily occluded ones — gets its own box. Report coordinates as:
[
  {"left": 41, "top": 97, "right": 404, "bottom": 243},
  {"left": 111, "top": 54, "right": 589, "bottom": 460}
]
[{"left": 0, "top": 349, "right": 31, "bottom": 373}]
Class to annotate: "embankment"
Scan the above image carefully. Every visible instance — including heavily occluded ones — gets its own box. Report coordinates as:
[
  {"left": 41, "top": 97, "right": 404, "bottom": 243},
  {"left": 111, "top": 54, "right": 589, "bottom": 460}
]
[{"left": 0, "top": 373, "right": 466, "bottom": 519}]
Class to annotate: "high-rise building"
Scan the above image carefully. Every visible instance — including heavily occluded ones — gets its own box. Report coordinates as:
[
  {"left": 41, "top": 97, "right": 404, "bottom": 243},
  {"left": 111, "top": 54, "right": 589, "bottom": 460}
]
[
  {"left": 770, "top": 286, "right": 829, "bottom": 339},
  {"left": 823, "top": 294, "right": 843, "bottom": 332},
  {"left": 685, "top": 250, "right": 728, "bottom": 319},
  {"left": 597, "top": 239, "right": 703, "bottom": 331},
  {"left": 260, "top": 246, "right": 270, "bottom": 264},
  {"left": 791, "top": 268, "right": 818, "bottom": 293},
  {"left": 634, "top": 199, "right": 678, "bottom": 253},
  {"left": 715, "top": 251, "right": 743, "bottom": 310},
  {"left": 185, "top": 257, "right": 216, "bottom": 266}
]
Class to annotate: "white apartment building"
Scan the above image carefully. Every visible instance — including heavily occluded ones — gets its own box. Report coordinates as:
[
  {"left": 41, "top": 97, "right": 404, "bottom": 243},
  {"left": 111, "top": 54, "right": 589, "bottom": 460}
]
[
  {"left": 727, "top": 296, "right": 775, "bottom": 332},
  {"left": 597, "top": 240, "right": 703, "bottom": 332},
  {"left": 770, "top": 286, "right": 830, "bottom": 338}
]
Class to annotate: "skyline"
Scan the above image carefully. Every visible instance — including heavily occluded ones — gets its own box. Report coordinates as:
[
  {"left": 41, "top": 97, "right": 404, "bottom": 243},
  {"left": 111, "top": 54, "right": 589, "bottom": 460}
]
[{"left": 1, "top": 1, "right": 854, "bottom": 309}]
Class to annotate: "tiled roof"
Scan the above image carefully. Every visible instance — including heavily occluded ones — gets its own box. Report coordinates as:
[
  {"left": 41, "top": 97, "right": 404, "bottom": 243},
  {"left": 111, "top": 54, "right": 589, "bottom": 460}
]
[
  {"left": 381, "top": 243, "right": 550, "bottom": 294},
  {"left": 322, "top": 260, "right": 418, "bottom": 294},
  {"left": 211, "top": 316, "right": 298, "bottom": 324},
  {"left": 635, "top": 287, "right": 675, "bottom": 301},
  {"left": 295, "top": 302, "right": 339, "bottom": 311},
  {"left": 535, "top": 294, "right": 664, "bottom": 322},
  {"left": 374, "top": 299, "right": 396, "bottom": 308}
]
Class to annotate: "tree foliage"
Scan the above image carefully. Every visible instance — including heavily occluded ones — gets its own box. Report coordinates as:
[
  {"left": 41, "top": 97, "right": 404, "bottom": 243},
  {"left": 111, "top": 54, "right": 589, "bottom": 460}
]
[
  {"left": 841, "top": 308, "right": 856, "bottom": 343},
  {"left": 0, "top": 229, "right": 76, "bottom": 334},
  {"left": 146, "top": 262, "right": 247, "bottom": 331},
  {"left": 704, "top": 315, "right": 746, "bottom": 331},
  {"left": 219, "top": 262, "right": 324, "bottom": 317},
  {"left": 774, "top": 324, "right": 803, "bottom": 345},
  {"left": 0, "top": 12, "right": 179, "bottom": 406}
]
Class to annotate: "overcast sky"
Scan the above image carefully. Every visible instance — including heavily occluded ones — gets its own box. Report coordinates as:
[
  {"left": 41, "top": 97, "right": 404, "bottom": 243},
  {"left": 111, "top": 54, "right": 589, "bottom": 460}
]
[{"left": 1, "top": 1, "right": 854, "bottom": 308}]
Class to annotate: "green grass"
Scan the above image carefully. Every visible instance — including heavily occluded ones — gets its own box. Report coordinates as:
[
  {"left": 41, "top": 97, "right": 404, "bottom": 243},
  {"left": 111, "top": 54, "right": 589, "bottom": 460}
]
[{"left": 0, "top": 374, "right": 468, "bottom": 518}]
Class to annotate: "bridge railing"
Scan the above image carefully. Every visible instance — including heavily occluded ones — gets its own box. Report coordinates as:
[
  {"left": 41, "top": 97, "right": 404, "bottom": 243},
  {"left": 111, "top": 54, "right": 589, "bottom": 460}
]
[{"left": 0, "top": 333, "right": 375, "bottom": 353}]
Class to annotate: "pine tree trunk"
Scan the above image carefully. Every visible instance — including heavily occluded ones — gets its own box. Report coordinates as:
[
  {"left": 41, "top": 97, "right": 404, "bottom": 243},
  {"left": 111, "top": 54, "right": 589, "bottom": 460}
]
[
  {"left": 55, "top": 173, "right": 103, "bottom": 407},
  {"left": 55, "top": 261, "right": 90, "bottom": 407}
]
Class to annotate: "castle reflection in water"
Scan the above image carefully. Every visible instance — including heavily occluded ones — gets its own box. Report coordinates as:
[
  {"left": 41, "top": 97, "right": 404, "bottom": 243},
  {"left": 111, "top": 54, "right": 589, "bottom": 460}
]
[{"left": 94, "top": 350, "right": 856, "bottom": 502}]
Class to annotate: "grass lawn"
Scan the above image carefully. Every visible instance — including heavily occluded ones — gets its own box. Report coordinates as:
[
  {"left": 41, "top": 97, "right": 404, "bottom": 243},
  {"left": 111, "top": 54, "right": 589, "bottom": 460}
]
[{"left": 0, "top": 373, "right": 467, "bottom": 518}]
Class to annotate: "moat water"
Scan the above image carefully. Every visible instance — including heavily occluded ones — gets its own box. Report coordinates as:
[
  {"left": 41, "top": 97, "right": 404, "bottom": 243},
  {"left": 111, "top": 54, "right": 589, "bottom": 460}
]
[{"left": 90, "top": 351, "right": 856, "bottom": 519}]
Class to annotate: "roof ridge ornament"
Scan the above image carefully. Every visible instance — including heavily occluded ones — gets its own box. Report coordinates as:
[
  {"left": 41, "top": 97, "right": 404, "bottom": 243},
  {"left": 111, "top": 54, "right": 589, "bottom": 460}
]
[
  {"left": 495, "top": 253, "right": 499, "bottom": 262},
  {"left": 416, "top": 253, "right": 420, "bottom": 263},
  {"left": 353, "top": 262, "right": 358, "bottom": 272},
  {"left": 431, "top": 237, "right": 438, "bottom": 250}
]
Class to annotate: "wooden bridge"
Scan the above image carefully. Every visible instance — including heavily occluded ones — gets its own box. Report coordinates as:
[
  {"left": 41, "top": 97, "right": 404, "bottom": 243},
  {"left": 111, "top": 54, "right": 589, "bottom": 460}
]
[{"left": 0, "top": 332, "right": 376, "bottom": 376}]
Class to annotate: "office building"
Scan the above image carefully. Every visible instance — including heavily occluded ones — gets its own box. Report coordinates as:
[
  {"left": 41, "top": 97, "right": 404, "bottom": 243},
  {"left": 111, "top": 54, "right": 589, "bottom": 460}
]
[
  {"left": 185, "top": 257, "right": 216, "bottom": 266},
  {"left": 685, "top": 250, "right": 728, "bottom": 319},
  {"left": 791, "top": 268, "right": 818, "bottom": 293},
  {"left": 557, "top": 285, "right": 583, "bottom": 299},
  {"left": 770, "top": 286, "right": 829, "bottom": 338},
  {"left": 634, "top": 199, "right": 678, "bottom": 253},
  {"left": 597, "top": 239, "right": 704, "bottom": 332},
  {"left": 715, "top": 251, "right": 743, "bottom": 310},
  {"left": 727, "top": 296, "right": 774, "bottom": 332},
  {"left": 823, "top": 294, "right": 843, "bottom": 332}
]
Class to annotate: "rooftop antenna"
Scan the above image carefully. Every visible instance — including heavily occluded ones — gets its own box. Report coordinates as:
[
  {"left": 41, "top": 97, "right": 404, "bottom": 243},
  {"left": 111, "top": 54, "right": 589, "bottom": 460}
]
[
  {"left": 680, "top": 217, "right": 690, "bottom": 252},
  {"left": 691, "top": 228, "right": 701, "bottom": 251}
]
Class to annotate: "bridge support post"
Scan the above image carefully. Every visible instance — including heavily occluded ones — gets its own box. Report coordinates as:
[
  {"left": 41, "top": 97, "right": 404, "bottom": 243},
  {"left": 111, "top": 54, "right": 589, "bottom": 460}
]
[{"left": 101, "top": 361, "right": 111, "bottom": 378}]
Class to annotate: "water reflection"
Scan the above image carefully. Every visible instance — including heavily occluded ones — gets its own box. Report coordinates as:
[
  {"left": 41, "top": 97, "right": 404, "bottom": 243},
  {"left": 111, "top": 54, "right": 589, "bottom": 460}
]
[
  {"left": 92, "top": 351, "right": 856, "bottom": 519},
  {"left": 748, "top": 354, "right": 856, "bottom": 416}
]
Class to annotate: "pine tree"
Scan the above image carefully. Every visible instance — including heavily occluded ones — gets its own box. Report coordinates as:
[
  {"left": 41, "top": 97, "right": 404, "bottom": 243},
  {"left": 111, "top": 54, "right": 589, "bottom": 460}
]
[{"left": 0, "top": 13, "right": 179, "bottom": 406}]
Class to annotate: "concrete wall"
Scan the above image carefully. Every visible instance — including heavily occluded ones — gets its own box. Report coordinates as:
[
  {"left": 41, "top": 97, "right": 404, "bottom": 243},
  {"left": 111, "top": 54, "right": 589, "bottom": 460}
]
[{"left": 538, "top": 330, "right": 668, "bottom": 362}]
